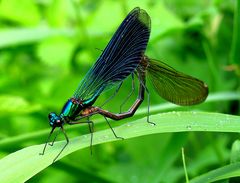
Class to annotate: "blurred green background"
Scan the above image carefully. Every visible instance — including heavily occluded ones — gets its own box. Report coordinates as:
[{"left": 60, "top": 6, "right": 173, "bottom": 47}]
[{"left": 0, "top": 0, "right": 239, "bottom": 182}]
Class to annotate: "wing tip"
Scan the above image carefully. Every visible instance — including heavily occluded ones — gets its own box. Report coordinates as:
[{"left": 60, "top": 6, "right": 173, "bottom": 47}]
[{"left": 129, "top": 7, "right": 151, "bottom": 29}]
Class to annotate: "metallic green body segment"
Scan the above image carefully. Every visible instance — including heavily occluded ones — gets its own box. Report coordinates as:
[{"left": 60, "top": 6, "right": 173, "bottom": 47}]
[
  {"left": 61, "top": 92, "right": 100, "bottom": 119},
  {"left": 61, "top": 100, "right": 81, "bottom": 119}
]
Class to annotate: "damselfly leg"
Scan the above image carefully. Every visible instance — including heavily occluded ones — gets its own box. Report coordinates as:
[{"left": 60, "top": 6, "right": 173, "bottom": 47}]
[
  {"left": 100, "top": 82, "right": 123, "bottom": 107},
  {"left": 103, "top": 116, "right": 124, "bottom": 140},
  {"left": 39, "top": 127, "right": 55, "bottom": 156},
  {"left": 120, "top": 73, "right": 135, "bottom": 113},
  {"left": 139, "top": 76, "right": 155, "bottom": 125},
  {"left": 48, "top": 128, "right": 62, "bottom": 146},
  {"left": 68, "top": 117, "right": 94, "bottom": 154},
  {"left": 52, "top": 126, "right": 69, "bottom": 162}
]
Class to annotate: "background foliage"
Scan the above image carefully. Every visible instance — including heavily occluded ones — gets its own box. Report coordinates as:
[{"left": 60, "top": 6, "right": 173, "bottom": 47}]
[{"left": 0, "top": 0, "right": 239, "bottom": 182}]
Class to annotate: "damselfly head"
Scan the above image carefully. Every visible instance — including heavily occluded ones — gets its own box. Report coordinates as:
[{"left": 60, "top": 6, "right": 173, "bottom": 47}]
[{"left": 48, "top": 112, "right": 64, "bottom": 127}]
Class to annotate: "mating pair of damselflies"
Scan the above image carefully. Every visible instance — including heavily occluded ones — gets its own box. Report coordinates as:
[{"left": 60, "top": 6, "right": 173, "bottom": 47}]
[{"left": 40, "top": 7, "right": 208, "bottom": 162}]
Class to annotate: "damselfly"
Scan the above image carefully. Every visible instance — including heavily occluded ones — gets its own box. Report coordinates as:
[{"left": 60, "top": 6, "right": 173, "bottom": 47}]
[{"left": 40, "top": 7, "right": 208, "bottom": 162}]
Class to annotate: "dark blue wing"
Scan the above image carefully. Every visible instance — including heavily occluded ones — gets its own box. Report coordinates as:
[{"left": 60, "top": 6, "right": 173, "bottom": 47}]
[{"left": 74, "top": 7, "right": 151, "bottom": 100}]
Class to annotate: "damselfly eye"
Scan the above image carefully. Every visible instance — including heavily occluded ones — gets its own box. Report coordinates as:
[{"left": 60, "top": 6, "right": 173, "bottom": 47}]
[{"left": 48, "top": 112, "right": 55, "bottom": 120}]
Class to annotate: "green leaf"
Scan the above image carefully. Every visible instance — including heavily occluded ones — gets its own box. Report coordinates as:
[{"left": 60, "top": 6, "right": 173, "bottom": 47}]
[
  {"left": 126, "top": 1, "right": 185, "bottom": 40},
  {"left": 190, "top": 162, "right": 240, "bottom": 183},
  {"left": 230, "top": 0, "right": 240, "bottom": 64},
  {"left": 85, "top": 0, "right": 123, "bottom": 38},
  {"left": 0, "top": 95, "right": 41, "bottom": 114},
  {"left": 0, "top": 27, "right": 75, "bottom": 48},
  {"left": 45, "top": 0, "right": 72, "bottom": 27},
  {"left": 231, "top": 140, "right": 240, "bottom": 163},
  {"left": 0, "top": 0, "right": 40, "bottom": 26},
  {"left": 0, "top": 91, "right": 239, "bottom": 149},
  {"left": 0, "top": 112, "right": 240, "bottom": 182},
  {"left": 37, "top": 37, "right": 75, "bottom": 68},
  {"left": 182, "top": 148, "right": 190, "bottom": 183}
]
